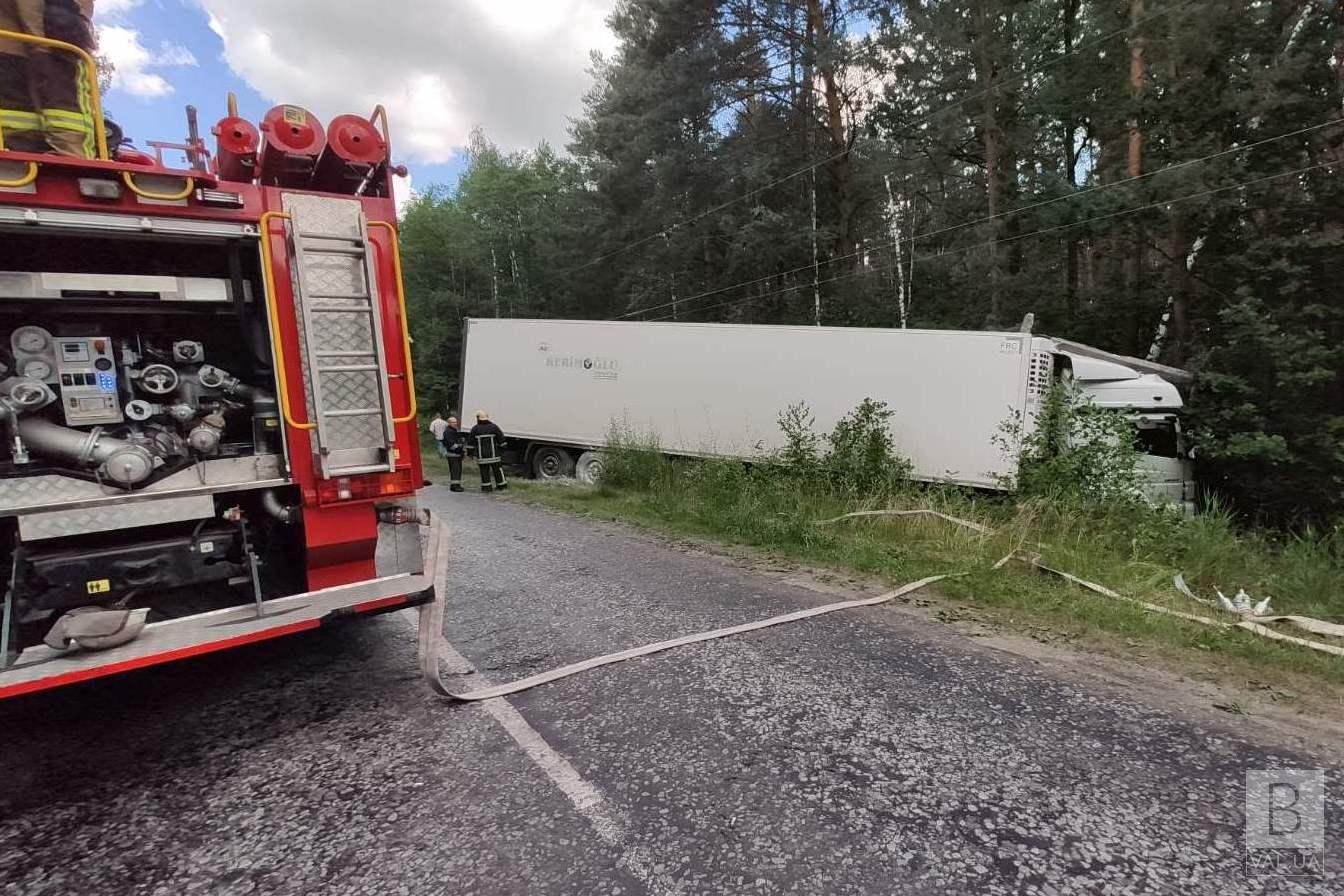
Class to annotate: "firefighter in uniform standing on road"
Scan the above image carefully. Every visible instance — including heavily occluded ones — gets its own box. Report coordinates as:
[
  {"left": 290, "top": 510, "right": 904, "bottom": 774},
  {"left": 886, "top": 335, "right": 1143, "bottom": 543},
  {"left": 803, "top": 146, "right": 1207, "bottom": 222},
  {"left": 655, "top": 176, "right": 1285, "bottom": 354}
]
[
  {"left": 442, "top": 415, "right": 465, "bottom": 493},
  {"left": 469, "top": 410, "right": 507, "bottom": 493},
  {"left": 0, "top": 0, "right": 99, "bottom": 158}
]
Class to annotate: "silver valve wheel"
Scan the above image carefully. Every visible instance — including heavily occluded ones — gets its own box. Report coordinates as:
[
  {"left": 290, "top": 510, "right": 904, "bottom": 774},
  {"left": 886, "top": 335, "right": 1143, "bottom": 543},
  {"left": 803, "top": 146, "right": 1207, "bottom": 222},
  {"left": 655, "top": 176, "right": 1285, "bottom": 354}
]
[{"left": 138, "top": 364, "right": 180, "bottom": 396}]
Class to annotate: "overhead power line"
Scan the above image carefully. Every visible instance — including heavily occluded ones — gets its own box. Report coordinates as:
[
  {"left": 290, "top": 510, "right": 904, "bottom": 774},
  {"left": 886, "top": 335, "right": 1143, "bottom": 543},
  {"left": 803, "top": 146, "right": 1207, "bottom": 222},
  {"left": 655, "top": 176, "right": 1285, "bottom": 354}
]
[
  {"left": 642, "top": 159, "right": 1339, "bottom": 323},
  {"left": 620, "top": 116, "right": 1344, "bottom": 321},
  {"left": 560, "top": 0, "right": 1205, "bottom": 280}
]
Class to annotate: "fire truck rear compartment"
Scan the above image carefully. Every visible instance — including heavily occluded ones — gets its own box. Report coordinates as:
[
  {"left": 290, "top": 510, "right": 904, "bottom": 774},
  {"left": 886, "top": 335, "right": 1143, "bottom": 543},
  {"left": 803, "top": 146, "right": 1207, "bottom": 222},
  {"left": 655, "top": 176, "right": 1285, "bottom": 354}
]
[
  {"left": 4, "top": 505, "right": 307, "bottom": 657},
  {"left": 0, "top": 229, "right": 308, "bottom": 658}
]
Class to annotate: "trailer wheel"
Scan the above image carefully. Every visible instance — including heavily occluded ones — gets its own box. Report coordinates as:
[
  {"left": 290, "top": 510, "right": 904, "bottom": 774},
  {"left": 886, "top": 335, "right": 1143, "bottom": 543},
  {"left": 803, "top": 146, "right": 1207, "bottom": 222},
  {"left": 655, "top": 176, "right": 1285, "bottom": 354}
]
[
  {"left": 531, "top": 445, "right": 576, "bottom": 480},
  {"left": 575, "top": 451, "right": 606, "bottom": 486}
]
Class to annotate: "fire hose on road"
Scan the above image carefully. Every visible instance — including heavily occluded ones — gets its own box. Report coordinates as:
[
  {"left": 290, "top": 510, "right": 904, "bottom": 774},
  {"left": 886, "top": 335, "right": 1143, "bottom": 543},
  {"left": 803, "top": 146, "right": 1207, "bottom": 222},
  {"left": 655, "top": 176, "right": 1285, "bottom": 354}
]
[
  {"left": 415, "top": 523, "right": 954, "bottom": 702},
  {"left": 415, "top": 506, "right": 1343, "bottom": 702}
]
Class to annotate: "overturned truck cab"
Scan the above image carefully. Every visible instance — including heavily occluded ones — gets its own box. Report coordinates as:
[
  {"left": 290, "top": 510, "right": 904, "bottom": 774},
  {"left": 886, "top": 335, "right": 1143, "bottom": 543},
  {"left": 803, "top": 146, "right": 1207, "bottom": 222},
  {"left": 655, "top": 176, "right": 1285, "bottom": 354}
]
[{"left": 1061, "top": 344, "right": 1197, "bottom": 515}]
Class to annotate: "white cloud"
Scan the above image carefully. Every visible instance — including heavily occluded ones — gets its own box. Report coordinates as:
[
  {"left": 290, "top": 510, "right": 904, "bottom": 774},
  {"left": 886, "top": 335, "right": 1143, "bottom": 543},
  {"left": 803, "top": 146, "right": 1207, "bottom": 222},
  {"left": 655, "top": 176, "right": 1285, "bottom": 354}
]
[
  {"left": 394, "top": 171, "right": 415, "bottom": 219},
  {"left": 96, "top": 0, "right": 144, "bottom": 17},
  {"left": 97, "top": 25, "right": 198, "bottom": 99},
  {"left": 196, "top": 0, "right": 617, "bottom": 164}
]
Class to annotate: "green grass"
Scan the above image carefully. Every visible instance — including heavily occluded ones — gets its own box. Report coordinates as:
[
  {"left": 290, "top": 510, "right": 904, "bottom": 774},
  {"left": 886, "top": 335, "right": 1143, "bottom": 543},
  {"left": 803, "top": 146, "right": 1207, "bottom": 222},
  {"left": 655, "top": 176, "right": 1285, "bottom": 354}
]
[{"left": 514, "top": 449, "right": 1344, "bottom": 692}]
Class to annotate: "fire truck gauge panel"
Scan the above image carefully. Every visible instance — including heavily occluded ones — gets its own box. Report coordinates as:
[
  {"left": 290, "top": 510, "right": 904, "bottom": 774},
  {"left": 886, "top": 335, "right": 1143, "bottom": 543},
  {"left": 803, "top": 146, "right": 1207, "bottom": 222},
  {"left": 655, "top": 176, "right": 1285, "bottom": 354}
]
[{"left": 54, "top": 337, "right": 124, "bottom": 426}]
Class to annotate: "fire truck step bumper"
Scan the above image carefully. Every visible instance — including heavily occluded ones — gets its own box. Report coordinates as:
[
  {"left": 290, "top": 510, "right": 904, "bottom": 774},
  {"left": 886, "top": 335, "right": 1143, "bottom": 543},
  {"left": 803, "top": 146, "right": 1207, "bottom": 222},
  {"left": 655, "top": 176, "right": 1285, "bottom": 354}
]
[{"left": 0, "top": 518, "right": 442, "bottom": 700}]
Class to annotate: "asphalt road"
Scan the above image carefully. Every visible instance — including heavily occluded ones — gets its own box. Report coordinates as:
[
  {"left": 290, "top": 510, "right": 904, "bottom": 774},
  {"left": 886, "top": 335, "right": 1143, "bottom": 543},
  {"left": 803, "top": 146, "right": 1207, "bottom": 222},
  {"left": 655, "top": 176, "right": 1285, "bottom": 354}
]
[{"left": 1, "top": 488, "right": 1339, "bottom": 895}]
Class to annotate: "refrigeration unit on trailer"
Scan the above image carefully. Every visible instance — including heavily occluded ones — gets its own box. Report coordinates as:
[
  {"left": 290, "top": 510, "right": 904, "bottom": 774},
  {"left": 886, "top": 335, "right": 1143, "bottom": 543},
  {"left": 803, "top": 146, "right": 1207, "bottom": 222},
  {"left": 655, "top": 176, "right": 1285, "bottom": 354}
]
[
  {"left": 458, "top": 318, "right": 1195, "bottom": 506},
  {"left": 0, "top": 31, "right": 440, "bottom": 699}
]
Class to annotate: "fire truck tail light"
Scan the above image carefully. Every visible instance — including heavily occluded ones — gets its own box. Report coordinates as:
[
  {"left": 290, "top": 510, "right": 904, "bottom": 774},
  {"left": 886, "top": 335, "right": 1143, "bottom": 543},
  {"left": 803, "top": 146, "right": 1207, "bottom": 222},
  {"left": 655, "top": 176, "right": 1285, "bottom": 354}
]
[
  {"left": 316, "top": 468, "right": 416, "bottom": 505},
  {"left": 78, "top": 178, "right": 122, "bottom": 200},
  {"left": 196, "top": 188, "right": 244, "bottom": 208}
]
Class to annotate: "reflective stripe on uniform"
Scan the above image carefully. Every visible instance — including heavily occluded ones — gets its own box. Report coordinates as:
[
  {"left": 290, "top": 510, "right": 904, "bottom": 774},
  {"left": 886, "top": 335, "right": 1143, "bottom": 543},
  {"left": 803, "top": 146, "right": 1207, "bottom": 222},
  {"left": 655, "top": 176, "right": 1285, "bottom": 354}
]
[
  {"left": 475, "top": 435, "right": 500, "bottom": 462},
  {"left": 0, "top": 110, "right": 42, "bottom": 128},
  {"left": 42, "top": 99, "right": 95, "bottom": 158},
  {"left": 42, "top": 108, "right": 92, "bottom": 130},
  {"left": 75, "top": 67, "right": 95, "bottom": 157},
  {"left": 0, "top": 108, "right": 43, "bottom": 145}
]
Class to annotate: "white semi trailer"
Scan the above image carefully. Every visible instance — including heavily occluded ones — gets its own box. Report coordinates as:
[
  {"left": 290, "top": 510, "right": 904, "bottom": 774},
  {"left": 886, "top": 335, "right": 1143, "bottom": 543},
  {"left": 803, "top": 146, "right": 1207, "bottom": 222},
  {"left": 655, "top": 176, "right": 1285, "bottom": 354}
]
[{"left": 458, "top": 319, "right": 1194, "bottom": 507}]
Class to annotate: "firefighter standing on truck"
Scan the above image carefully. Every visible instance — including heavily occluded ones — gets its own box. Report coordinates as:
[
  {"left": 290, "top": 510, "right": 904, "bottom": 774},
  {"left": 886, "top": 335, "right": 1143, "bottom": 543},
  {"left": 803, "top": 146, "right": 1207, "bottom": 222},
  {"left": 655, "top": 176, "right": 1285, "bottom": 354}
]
[
  {"left": 469, "top": 410, "right": 507, "bottom": 493},
  {"left": 0, "top": 0, "right": 97, "bottom": 157},
  {"left": 443, "top": 415, "right": 465, "bottom": 493}
]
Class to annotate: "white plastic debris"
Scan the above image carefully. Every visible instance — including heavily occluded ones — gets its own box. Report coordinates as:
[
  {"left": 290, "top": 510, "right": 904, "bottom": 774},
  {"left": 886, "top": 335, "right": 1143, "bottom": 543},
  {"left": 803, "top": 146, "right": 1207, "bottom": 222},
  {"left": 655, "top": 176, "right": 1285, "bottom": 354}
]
[{"left": 1177, "top": 576, "right": 1272, "bottom": 617}]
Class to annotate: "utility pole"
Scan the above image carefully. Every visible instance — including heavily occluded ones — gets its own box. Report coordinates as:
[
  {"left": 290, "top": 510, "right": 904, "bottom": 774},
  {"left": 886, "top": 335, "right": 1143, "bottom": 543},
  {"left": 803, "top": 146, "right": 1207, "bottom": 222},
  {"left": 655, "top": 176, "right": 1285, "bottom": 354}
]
[
  {"left": 802, "top": 2, "right": 820, "bottom": 326},
  {"left": 907, "top": 198, "right": 915, "bottom": 320},
  {"left": 885, "top": 174, "right": 908, "bottom": 328},
  {"left": 1127, "top": 0, "right": 1147, "bottom": 353},
  {"left": 509, "top": 245, "right": 523, "bottom": 308},
  {"left": 810, "top": 166, "right": 821, "bottom": 327},
  {"left": 490, "top": 247, "right": 501, "bottom": 318},
  {"left": 973, "top": 0, "right": 1004, "bottom": 326},
  {"left": 661, "top": 230, "right": 678, "bottom": 320}
]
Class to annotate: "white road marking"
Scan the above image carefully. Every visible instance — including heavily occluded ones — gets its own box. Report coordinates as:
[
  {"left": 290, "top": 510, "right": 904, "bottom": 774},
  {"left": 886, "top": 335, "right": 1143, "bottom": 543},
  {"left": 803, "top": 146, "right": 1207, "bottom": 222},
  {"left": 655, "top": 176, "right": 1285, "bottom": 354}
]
[{"left": 400, "top": 612, "right": 682, "bottom": 895}]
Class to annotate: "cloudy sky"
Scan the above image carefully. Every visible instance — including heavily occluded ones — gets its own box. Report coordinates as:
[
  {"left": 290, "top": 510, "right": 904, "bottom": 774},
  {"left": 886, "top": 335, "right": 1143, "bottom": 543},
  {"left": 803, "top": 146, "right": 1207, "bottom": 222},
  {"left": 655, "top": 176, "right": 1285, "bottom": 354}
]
[{"left": 94, "top": 0, "right": 618, "bottom": 204}]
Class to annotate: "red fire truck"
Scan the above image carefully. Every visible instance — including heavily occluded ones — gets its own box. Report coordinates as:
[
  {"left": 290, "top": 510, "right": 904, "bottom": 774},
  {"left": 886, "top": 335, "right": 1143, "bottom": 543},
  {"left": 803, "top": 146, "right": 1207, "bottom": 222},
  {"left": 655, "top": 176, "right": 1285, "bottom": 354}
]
[{"left": 0, "top": 31, "right": 440, "bottom": 699}]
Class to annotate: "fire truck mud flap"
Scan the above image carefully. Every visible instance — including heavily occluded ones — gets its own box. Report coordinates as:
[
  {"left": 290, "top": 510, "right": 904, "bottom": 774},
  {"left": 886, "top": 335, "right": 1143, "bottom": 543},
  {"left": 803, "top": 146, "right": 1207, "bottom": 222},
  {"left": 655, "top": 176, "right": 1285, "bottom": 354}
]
[{"left": 0, "top": 516, "right": 442, "bottom": 700}]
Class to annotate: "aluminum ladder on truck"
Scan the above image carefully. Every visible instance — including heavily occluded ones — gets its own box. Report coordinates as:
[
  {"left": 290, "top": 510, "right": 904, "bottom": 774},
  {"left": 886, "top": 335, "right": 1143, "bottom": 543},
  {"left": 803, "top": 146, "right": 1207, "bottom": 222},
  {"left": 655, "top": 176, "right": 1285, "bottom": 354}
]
[{"left": 280, "top": 194, "right": 397, "bottom": 479}]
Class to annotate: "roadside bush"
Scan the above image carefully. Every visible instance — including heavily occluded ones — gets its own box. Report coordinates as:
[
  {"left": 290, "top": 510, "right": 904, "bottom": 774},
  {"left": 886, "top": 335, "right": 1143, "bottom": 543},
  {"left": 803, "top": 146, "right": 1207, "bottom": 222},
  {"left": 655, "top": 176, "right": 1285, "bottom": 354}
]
[
  {"left": 601, "top": 423, "right": 668, "bottom": 492},
  {"left": 771, "top": 398, "right": 913, "bottom": 498},
  {"left": 825, "top": 398, "right": 913, "bottom": 497},
  {"left": 777, "top": 402, "right": 822, "bottom": 478}
]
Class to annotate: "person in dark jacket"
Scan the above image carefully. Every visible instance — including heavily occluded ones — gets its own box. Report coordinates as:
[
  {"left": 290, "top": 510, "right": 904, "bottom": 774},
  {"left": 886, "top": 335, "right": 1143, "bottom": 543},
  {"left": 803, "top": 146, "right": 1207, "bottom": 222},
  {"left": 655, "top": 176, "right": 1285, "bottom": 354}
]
[
  {"left": 468, "top": 410, "right": 507, "bottom": 493},
  {"left": 442, "top": 415, "right": 465, "bottom": 493}
]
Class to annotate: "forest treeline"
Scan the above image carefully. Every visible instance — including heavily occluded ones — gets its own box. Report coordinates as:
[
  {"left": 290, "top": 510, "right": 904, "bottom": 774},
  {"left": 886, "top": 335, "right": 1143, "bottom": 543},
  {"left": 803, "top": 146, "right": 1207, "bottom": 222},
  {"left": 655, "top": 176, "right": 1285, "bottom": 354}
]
[{"left": 400, "top": 0, "right": 1344, "bottom": 524}]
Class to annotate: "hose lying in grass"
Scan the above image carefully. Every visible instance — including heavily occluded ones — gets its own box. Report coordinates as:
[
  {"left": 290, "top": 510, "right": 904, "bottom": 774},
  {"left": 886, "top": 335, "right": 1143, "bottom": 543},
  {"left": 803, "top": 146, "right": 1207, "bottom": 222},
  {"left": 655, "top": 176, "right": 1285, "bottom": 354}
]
[
  {"left": 814, "top": 509, "right": 993, "bottom": 533},
  {"left": 1174, "top": 573, "right": 1344, "bottom": 641},
  {"left": 1019, "top": 555, "right": 1344, "bottom": 659},
  {"left": 817, "top": 506, "right": 1344, "bottom": 659}
]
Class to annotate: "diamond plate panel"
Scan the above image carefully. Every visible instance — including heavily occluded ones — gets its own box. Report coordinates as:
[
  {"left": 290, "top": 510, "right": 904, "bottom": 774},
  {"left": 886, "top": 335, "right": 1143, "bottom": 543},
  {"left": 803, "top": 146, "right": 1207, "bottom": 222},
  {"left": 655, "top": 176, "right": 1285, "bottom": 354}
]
[
  {"left": 322, "top": 366, "right": 384, "bottom": 450},
  {"left": 280, "top": 193, "right": 393, "bottom": 476},
  {"left": 321, "top": 370, "right": 381, "bottom": 411},
  {"left": 282, "top": 194, "right": 363, "bottom": 238},
  {"left": 326, "top": 417, "right": 385, "bottom": 451},
  {"left": 19, "top": 494, "right": 215, "bottom": 541},
  {"left": 282, "top": 193, "right": 369, "bottom": 444},
  {"left": 0, "top": 456, "right": 286, "bottom": 515},
  {"left": 306, "top": 254, "right": 365, "bottom": 298},
  {"left": 311, "top": 311, "right": 374, "bottom": 355}
]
